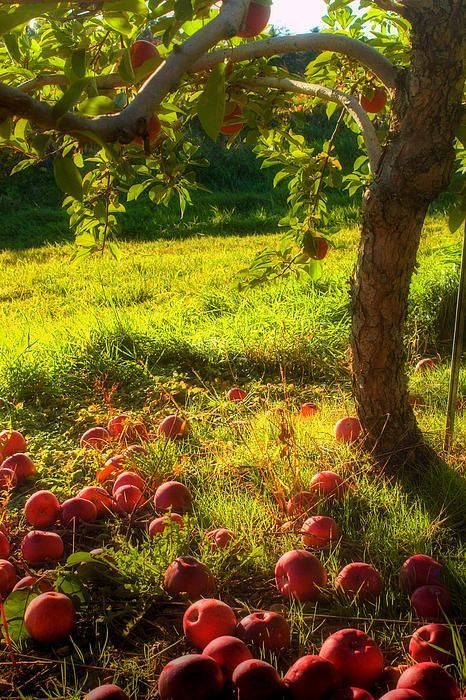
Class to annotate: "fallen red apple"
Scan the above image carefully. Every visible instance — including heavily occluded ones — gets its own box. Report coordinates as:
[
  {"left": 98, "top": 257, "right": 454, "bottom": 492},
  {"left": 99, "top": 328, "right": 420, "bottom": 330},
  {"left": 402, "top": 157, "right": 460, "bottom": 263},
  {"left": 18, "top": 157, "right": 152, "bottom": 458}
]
[
  {"left": 334, "top": 417, "right": 361, "bottom": 443},
  {"left": 329, "top": 690, "right": 374, "bottom": 700},
  {"left": 61, "top": 497, "right": 98, "bottom": 527},
  {"left": 158, "top": 654, "right": 224, "bottom": 700},
  {"left": 360, "top": 87, "right": 387, "bottom": 113},
  {"left": 335, "top": 562, "right": 384, "bottom": 602},
  {"left": 78, "top": 486, "right": 113, "bottom": 518},
  {"left": 203, "top": 635, "right": 253, "bottom": 683},
  {"left": 154, "top": 480, "right": 192, "bottom": 514},
  {"left": 0, "top": 467, "right": 17, "bottom": 491},
  {"left": 301, "top": 515, "right": 340, "bottom": 549},
  {"left": 164, "top": 556, "right": 216, "bottom": 599},
  {"left": 21, "top": 530, "right": 64, "bottom": 565},
  {"left": 285, "top": 491, "right": 316, "bottom": 517},
  {"left": 13, "top": 575, "right": 53, "bottom": 593},
  {"left": 396, "top": 662, "right": 460, "bottom": 700},
  {"left": 122, "top": 444, "right": 147, "bottom": 457},
  {"left": 275, "top": 549, "right": 327, "bottom": 602},
  {"left": 219, "top": 106, "right": 244, "bottom": 135},
  {"left": 232, "top": 659, "right": 284, "bottom": 700},
  {"left": 320, "top": 628, "right": 384, "bottom": 688},
  {"left": 114, "top": 485, "right": 143, "bottom": 515},
  {"left": 183, "top": 598, "right": 237, "bottom": 650},
  {"left": 227, "top": 387, "right": 247, "bottom": 401},
  {"left": 284, "top": 654, "right": 341, "bottom": 699},
  {"left": 0, "top": 559, "right": 17, "bottom": 596},
  {"left": 309, "top": 471, "right": 349, "bottom": 500},
  {"left": 0, "top": 531, "right": 9, "bottom": 558},
  {"left": 80, "top": 427, "right": 111, "bottom": 450},
  {"left": 24, "top": 591, "right": 76, "bottom": 643},
  {"left": 377, "top": 666, "right": 410, "bottom": 694},
  {"left": 130, "top": 39, "right": 160, "bottom": 70},
  {"left": 97, "top": 454, "right": 125, "bottom": 483},
  {"left": 300, "top": 402, "right": 319, "bottom": 417},
  {"left": 379, "top": 693, "right": 423, "bottom": 700},
  {"left": 415, "top": 358, "right": 435, "bottom": 372},
  {"left": 84, "top": 685, "right": 129, "bottom": 700},
  {"left": 237, "top": 1, "right": 271, "bottom": 38},
  {"left": 2, "top": 453, "right": 35, "bottom": 482},
  {"left": 112, "top": 470, "right": 145, "bottom": 494},
  {"left": 408, "top": 623, "right": 455, "bottom": 665},
  {"left": 400, "top": 554, "right": 443, "bottom": 593},
  {"left": 107, "top": 414, "right": 148, "bottom": 443},
  {"left": 237, "top": 611, "right": 290, "bottom": 652},
  {"left": 157, "top": 415, "right": 189, "bottom": 439},
  {"left": 206, "top": 528, "right": 235, "bottom": 549},
  {"left": 410, "top": 584, "right": 451, "bottom": 618},
  {"left": 149, "top": 513, "right": 184, "bottom": 537},
  {"left": 0, "top": 429, "right": 27, "bottom": 457},
  {"left": 24, "top": 490, "right": 60, "bottom": 528}
]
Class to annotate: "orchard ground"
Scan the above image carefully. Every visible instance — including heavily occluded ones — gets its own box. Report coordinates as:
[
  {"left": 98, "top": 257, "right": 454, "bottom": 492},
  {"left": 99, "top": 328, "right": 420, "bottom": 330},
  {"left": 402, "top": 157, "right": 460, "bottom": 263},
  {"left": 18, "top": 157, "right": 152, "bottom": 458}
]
[{"left": 0, "top": 211, "right": 465, "bottom": 697}]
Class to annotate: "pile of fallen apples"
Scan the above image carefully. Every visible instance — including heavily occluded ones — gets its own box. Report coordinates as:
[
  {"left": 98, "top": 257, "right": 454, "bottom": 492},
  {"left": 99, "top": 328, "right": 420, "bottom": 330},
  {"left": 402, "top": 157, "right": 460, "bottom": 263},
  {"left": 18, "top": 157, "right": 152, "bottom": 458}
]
[{"left": 0, "top": 394, "right": 463, "bottom": 700}]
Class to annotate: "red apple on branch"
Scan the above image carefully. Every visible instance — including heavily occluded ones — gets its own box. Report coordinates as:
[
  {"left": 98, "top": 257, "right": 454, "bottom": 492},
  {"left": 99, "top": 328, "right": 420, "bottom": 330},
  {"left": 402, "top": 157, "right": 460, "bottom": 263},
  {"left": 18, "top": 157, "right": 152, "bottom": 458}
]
[
  {"left": 237, "top": 2, "right": 271, "bottom": 38},
  {"left": 130, "top": 40, "right": 160, "bottom": 70},
  {"left": 360, "top": 86, "right": 387, "bottom": 113}
]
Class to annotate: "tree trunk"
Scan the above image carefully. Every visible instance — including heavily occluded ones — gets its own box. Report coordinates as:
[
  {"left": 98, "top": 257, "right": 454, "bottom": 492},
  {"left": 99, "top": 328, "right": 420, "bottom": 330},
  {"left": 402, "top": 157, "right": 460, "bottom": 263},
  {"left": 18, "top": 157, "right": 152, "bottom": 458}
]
[{"left": 351, "top": 0, "right": 465, "bottom": 466}]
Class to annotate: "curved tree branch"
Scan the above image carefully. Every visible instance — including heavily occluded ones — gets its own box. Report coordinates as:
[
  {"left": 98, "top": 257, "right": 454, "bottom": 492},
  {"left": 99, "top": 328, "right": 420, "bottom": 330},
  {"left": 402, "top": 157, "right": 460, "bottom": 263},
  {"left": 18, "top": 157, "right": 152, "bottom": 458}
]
[{"left": 249, "top": 76, "right": 382, "bottom": 173}]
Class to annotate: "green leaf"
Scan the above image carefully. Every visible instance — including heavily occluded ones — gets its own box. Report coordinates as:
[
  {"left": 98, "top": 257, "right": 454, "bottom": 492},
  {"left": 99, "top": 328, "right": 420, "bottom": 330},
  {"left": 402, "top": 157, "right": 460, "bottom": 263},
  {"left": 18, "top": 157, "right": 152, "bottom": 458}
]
[
  {"left": 0, "top": 118, "right": 11, "bottom": 141},
  {"left": 11, "top": 159, "right": 36, "bottom": 175},
  {"left": 53, "top": 156, "right": 83, "bottom": 202},
  {"left": 55, "top": 572, "right": 87, "bottom": 607},
  {"left": 0, "top": 590, "right": 35, "bottom": 642},
  {"left": 52, "top": 78, "right": 90, "bottom": 119},
  {"left": 78, "top": 96, "right": 117, "bottom": 116},
  {"left": 103, "top": 13, "right": 133, "bottom": 36},
  {"left": 0, "top": 3, "right": 59, "bottom": 35},
  {"left": 3, "top": 34, "right": 21, "bottom": 63},
  {"left": 67, "top": 551, "right": 94, "bottom": 565},
  {"left": 71, "top": 49, "right": 86, "bottom": 80},
  {"left": 108, "top": 241, "right": 122, "bottom": 261},
  {"left": 104, "top": 0, "right": 147, "bottom": 12},
  {"left": 175, "top": 0, "right": 193, "bottom": 21},
  {"left": 449, "top": 206, "right": 466, "bottom": 233},
  {"left": 197, "top": 64, "right": 226, "bottom": 141}
]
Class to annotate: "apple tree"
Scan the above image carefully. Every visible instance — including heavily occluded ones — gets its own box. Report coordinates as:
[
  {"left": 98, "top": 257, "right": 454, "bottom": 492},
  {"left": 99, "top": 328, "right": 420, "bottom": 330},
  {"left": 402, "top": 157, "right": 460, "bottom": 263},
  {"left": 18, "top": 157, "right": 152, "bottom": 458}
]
[{"left": 0, "top": 0, "right": 464, "bottom": 467}]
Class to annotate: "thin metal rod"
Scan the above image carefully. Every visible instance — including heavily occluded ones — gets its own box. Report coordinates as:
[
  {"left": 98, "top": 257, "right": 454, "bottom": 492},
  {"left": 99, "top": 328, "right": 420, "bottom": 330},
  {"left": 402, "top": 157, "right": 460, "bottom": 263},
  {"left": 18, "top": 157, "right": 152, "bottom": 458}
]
[{"left": 444, "top": 220, "right": 466, "bottom": 451}]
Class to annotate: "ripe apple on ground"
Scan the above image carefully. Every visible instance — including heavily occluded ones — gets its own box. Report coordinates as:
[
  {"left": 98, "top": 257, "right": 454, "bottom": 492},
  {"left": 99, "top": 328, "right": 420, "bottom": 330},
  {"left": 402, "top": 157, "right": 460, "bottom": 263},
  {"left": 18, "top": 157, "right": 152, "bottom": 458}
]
[
  {"left": 80, "top": 427, "right": 111, "bottom": 449},
  {"left": 112, "top": 470, "right": 145, "bottom": 494},
  {"left": 183, "top": 598, "right": 237, "bottom": 650},
  {"left": 237, "top": 2, "right": 271, "bottom": 38},
  {"left": 329, "top": 689, "right": 374, "bottom": 700},
  {"left": 130, "top": 39, "right": 160, "bottom": 70},
  {"left": 24, "top": 591, "right": 76, "bottom": 643},
  {"left": 0, "top": 531, "right": 9, "bottom": 558},
  {"left": 24, "top": 490, "right": 60, "bottom": 528},
  {"left": 2, "top": 453, "right": 35, "bottom": 482},
  {"left": 13, "top": 575, "right": 53, "bottom": 593},
  {"left": 275, "top": 549, "right": 327, "bottom": 602},
  {"left": 320, "top": 628, "right": 384, "bottom": 688},
  {"left": 206, "top": 528, "right": 235, "bottom": 549},
  {"left": 408, "top": 623, "right": 455, "bottom": 665},
  {"left": 114, "top": 485, "right": 143, "bottom": 515},
  {"left": 379, "top": 692, "right": 423, "bottom": 699},
  {"left": 107, "top": 414, "right": 148, "bottom": 443},
  {"left": 164, "top": 556, "right": 215, "bottom": 599},
  {"left": 285, "top": 491, "right": 316, "bottom": 517},
  {"left": 396, "top": 662, "right": 460, "bottom": 700},
  {"left": 232, "top": 659, "right": 284, "bottom": 700},
  {"left": 300, "top": 402, "right": 318, "bottom": 417},
  {"left": 376, "top": 666, "right": 410, "bottom": 694},
  {"left": 149, "top": 513, "right": 184, "bottom": 537},
  {"left": 157, "top": 415, "right": 190, "bottom": 439},
  {"left": 334, "top": 417, "right": 362, "bottom": 443},
  {"left": 335, "top": 562, "right": 384, "bottom": 602},
  {"left": 78, "top": 486, "right": 113, "bottom": 518},
  {"left": 227, "top": 387, "right": 247, "bottom": 401},
  {"left": 400, "top": 554, "right": 443, "bottom": 593},
  {"left": 21, "top": 530, "right": 64, "bottom": 565},
  {"left": 237, "top": 611, "right": 290, "bottom": 652},
  {"left": 410, "top": 584, "right": 451, "bottom": 618},
  {"left": 0, "top": 429, "right": 27, "bottom": 457},
  {"left": 0, "top": 559, "right": 17, "bottom": 596},
  {"left": 360, "top": 86, "right": 387, "bottom": 113},
  {"left": 84, "top": 685, "right": 129, "bottom": 700},
  {"left": 203, "top": 635, "right": 253, "bottom": 683},
  {"left": 415, "top": 358, "right": 435, "bottom": 372},
  {"left": 158, "top": 654, "right": 224, "bottom": 700},
  {"left": 154, "top": 480, "right": 192, "bottom": 514},
  {"left": 123, "top": 444, "right": 147, "bottom": 457},
  {"left": 220, "top": 105, "right": 244, "bottom": 135},
  {"left": 61, "top": 497, "right": 98, "bottom": 527},
  {"left": 309, "top": 471, "right": 349, "bottom": 501},
  {"left": 284, "top": 654, "right": 341, "bottom": 700},
  {"left": 0, "top": 467, "right": 17, "bottom": 491},
  {"left": 301, "top": 515, "right": 340, "bottom": 549},
  {"left": 97, "top": 454, "right": 125, "bottom": 483}
]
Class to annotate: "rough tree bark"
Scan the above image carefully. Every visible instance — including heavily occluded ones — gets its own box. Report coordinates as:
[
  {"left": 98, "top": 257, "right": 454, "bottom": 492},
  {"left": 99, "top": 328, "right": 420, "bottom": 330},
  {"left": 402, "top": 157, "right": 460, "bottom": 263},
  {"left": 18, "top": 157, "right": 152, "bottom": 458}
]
[{"left": 351, "top": 0, "right": 465, "bottom": 466}]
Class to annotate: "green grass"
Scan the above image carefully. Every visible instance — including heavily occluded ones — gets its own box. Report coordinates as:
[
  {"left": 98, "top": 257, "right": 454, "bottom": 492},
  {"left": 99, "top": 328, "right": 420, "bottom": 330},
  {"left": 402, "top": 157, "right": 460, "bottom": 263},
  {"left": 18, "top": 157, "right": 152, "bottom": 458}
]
[{"left": 0, "top": 212, "right": 465, "bottom": 698}]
